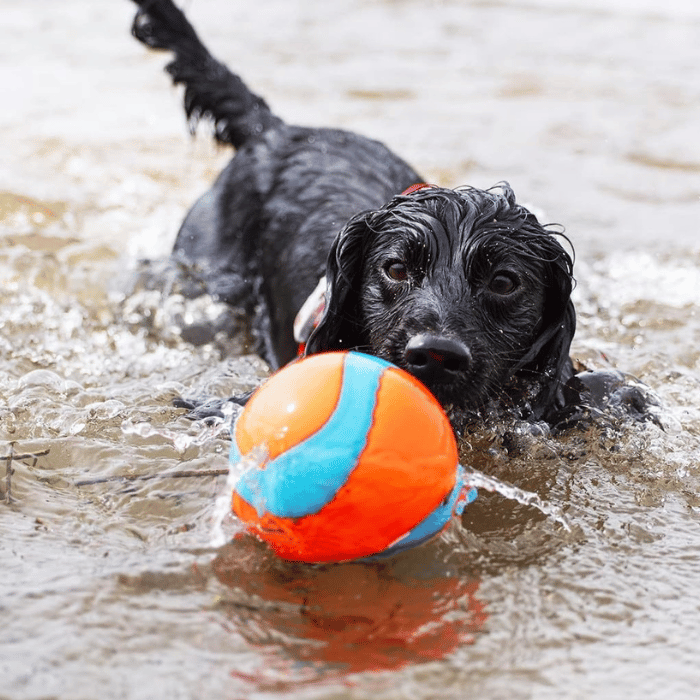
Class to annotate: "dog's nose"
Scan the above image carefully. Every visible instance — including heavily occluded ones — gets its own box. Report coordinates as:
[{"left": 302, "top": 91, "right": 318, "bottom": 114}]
[{"left": 404, "top": 334, "right": 472, "bottom": 383}]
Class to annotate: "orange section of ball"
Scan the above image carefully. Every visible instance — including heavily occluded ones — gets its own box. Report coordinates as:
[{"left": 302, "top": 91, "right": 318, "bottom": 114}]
[{"left": 234, "top": 353, "right": 344, "bottom": 459}]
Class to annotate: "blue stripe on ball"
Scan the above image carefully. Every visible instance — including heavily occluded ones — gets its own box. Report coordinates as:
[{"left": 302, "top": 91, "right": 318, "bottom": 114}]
[{"left": 234, "top": 353, "right": 392, "bottom": 518}]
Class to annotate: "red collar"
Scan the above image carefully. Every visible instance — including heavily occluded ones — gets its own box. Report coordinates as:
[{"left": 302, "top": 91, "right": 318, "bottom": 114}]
[{"left": 401, "top": 183, "right": 436, "bottom": 195}]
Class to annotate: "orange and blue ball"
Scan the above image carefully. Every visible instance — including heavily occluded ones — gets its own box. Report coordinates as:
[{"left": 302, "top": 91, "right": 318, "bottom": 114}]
[{"left": 230, "top": 351, "right": 476, "bottom": 562}]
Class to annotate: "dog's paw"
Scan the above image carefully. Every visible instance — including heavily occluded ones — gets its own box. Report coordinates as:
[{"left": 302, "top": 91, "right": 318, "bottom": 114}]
[
  {"left": 555, "top": 369, "right": 661, "bottom": 430},
  {"left": 173, "top": 391, "right": 252, "bottom": 424}
]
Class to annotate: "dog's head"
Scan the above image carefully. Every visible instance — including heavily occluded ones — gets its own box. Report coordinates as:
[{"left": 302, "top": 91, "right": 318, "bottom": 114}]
[{"left": 305, "top": 183, "right": 576, "bottom": 422}]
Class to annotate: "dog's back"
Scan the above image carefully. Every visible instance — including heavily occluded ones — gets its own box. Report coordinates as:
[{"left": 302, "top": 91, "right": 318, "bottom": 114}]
[{"left": 131, "top": 0, "right": 420, "bottom": 365}]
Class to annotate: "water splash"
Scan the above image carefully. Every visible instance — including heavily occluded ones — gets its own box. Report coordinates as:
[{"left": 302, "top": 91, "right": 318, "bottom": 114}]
[
  {"left": 461, "top": 466, "right": 572, "bottom": 532},
  {"left": 121, "top": 401, "right": 240, "bottom": 453},
  {"left": 210, "top": 445, "right": 267, "bottom": 547}
]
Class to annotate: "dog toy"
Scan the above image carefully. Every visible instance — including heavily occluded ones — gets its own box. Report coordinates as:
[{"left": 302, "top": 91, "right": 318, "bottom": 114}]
[{"left": 230, "top": 351, "right": 476, "bottom": 562}]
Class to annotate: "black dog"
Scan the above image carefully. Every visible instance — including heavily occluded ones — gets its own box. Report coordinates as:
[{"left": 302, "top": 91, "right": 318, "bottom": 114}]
[{"left": 132, "top": 0, "right": 648, "bottom": 428}]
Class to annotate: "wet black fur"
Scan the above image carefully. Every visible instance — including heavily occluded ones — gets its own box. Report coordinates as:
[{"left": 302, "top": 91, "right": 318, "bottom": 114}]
[{"left": 131, "top": 0, "right": 585, "bottom": 425}]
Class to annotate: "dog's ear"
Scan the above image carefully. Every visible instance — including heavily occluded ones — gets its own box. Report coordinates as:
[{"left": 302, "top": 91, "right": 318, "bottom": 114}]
[
  {"left": 513, "top": 243, "right": 577, "bottom": 419},
  {"left": 304, "top": 213, "right": 371, "bottom": 355}
]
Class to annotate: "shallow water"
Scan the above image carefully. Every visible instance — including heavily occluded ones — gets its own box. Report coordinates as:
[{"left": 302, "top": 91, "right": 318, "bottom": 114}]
[{"left": 2, "top": 0, "right": 699, "bottom": 698}]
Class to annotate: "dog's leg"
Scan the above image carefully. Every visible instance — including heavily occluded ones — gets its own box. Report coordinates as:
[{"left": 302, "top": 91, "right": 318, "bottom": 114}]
[
  {"left": 131, "top": 0, "right": 282, "bottom": 147},
  {"left": 173, "top": 391, "right": 252, "bottom": 423}
]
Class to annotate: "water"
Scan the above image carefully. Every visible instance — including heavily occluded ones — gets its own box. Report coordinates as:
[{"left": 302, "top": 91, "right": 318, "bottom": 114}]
[
  {"left": 461, "top": 466, "right": 573, "bottom": 532},
  {"left": 2, "top": 0, "right": 700, "bottom": 698}
]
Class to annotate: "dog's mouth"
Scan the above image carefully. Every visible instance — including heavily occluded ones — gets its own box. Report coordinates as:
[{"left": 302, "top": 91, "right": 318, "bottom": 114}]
[{"left": 421, "top": 379, "right": 484, "bottom": 412}]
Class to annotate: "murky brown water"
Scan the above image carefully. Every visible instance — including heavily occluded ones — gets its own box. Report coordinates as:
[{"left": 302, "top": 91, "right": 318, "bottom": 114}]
[{"left": 2, "top": 1, "right": 699, "bottom": 698}]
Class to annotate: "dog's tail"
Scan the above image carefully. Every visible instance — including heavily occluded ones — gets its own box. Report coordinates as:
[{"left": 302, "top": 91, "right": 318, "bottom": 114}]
[{"left": 131, "top": 0, "right": 282, "bottom": 148}]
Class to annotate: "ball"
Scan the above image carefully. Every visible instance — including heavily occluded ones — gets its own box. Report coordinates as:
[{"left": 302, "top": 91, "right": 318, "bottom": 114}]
[{"left": 230, "top": 351, "right": 476, "bottom": 562}]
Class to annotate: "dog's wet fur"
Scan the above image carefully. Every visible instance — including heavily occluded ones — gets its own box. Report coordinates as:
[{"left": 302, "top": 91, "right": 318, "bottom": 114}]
[{"left": 131, "top": 0, "right": 655, "bottom": 429}]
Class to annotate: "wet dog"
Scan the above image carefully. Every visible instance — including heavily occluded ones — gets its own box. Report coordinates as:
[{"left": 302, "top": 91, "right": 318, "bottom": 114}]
[{"left": 131, "top": 0, "right": 590, "bottom": 426}]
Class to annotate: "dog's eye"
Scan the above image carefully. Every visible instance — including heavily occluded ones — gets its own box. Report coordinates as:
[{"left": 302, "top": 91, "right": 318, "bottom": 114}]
[
  {"left": 384, "top": 260, "right": 409, "bottom": 282},
  {"left": 488, "top": 272, "right": 518, "bottom": 295}
]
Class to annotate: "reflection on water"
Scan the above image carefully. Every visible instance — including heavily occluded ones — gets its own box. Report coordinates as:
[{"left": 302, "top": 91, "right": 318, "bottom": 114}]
[
  {"left": 2, "top": 0, "right": 700, "bottom": 699},
  {"left": 212, "top": 538, "right": 486, "bottom": 677}
]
